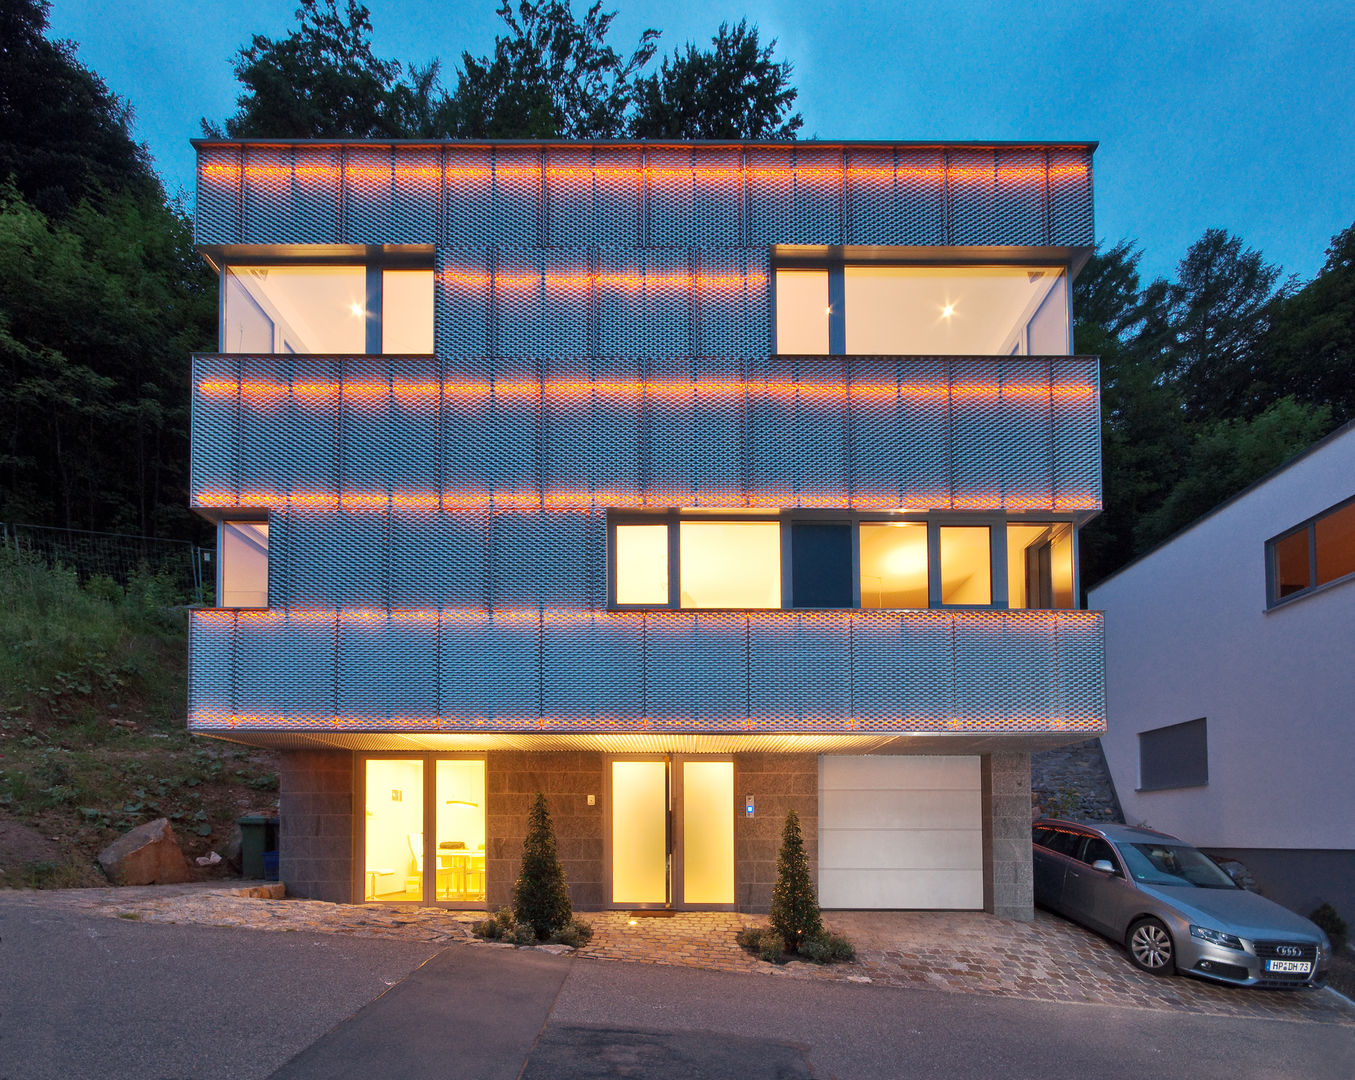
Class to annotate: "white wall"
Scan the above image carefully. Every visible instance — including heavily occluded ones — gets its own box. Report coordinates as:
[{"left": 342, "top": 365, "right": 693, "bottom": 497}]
[{"left": 1090, "top": 424, "right": 1355, "bottom": 851}]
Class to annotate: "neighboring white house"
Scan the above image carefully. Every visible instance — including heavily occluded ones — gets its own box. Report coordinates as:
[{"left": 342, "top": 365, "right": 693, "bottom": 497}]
[{"left": 1091, "top": 420, "right": 1355, "bottom": 925}]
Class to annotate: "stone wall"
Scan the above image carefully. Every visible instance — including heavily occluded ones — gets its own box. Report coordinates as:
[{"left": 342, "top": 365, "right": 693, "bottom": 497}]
[
  {"left": 486, "top": 751, "right": 606, "bottom": 911},
  {"left": 734, "top": 754, "right": 818, "bottom": 912},
  {"left": 278, "top": 750, "right": 354, "bottom": 902},
  {"left": 1030, "top": 739, "right": 1123, "bottom": 822},
  {"left": 982, "top": 751, "right": 1033, "bottom": 921}
]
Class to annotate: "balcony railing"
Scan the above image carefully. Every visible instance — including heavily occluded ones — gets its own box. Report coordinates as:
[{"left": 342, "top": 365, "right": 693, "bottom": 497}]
[{"left": 189, "top": 607, "right": 1104, "bottom": 737}]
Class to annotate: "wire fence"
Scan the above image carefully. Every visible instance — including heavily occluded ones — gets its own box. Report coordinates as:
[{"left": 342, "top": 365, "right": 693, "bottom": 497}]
[{"left": 0, "top": 522, "right": 212, "bottom": 603}]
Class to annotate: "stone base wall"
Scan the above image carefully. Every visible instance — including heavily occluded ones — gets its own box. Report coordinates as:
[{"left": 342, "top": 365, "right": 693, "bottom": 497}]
[
  {"left": 734, "top": 754, "right": 818, "bottom": 912},
  {"left": 486, "top": 752, "right": 605, "bottom": 911},
  {"left": 982, "top": 751, "right": 1033, "bottom": 921},
  {"left": 278, "top": 750, "right": 354, "bottom": 902}
]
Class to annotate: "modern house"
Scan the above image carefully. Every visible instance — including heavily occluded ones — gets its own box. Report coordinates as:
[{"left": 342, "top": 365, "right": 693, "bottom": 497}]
[
  {"left": 1092, "top": 421, "right": 1355, "bottom": 925},
  {"left": 189, "top": 139, "right": 1104, "bottom": 919}
]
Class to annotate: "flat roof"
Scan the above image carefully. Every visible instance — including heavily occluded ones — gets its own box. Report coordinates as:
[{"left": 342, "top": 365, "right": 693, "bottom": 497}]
[{"left": 193, "top": 137, "right": 1099, "bottom": 152}]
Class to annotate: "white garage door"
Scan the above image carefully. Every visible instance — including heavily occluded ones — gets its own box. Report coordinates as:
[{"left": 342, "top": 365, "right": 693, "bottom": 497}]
[{"left": 818, "top": 755, "right": 983, "bottom": 909}]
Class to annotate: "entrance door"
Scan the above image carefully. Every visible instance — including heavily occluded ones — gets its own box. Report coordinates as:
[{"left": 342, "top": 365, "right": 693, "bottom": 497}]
[{"left": 609, "top": 758, "right": 734, "bottom": 908}]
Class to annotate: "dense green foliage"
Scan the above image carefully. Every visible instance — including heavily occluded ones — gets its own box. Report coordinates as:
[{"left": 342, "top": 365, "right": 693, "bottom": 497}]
[
  {"left": 0, "top": 0, "right": 216, "bottom": 537},
  {"left": 1076, "top": 226, "right": 1354, "bottom": 587},
  {"left": 214, "top": 0, "right": 800, "bottom": 141},
  {"left": 769, "top": 809, "right": 822, "bottom": 950},
  {"left": 512, "top": 792, "right": 574, "bottom": 939}
]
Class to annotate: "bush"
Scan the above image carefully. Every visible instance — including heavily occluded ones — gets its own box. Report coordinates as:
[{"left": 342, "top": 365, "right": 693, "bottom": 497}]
[
  {"left": 512, "top": 793, "right": 574, "bottom": 941},
  {"left": 549, "top": 918, "right": 594, "bottom": 948},
  {"left": 472, "top": 907, "right": 517, "bottom": 940},
  {"left": 769, "top": 809, "right": 822, "bottom": 951},
  {"left": 1310, "top": 902, "right": 1348, "bottom": 953}
]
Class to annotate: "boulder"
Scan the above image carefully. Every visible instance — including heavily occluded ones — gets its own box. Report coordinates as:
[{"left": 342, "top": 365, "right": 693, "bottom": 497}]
[{"left": 97, "top": 818, "right": 193, "bottom": 886}]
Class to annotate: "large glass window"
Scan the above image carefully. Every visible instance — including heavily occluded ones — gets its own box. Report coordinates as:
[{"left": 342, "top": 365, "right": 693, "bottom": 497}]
[
  {"left": 614, "top": 524, "right": 669, "bottom": 605},
  {"left": 938, "top": 526, "right": 992, "bottom": 605},
  {"left": 222, "top": 265, "right": 433, "bottom": 354},
  {"left": 1006, "top": 523, "right": 1075, "bottom": 609},
  {"left": 678, "top": 521, "right": 781, "bottom": 608},
  {"left": 774, "top": 264, "right": 1070, "bottom": 356},
  {"left": 218, "top": 520, "right": 268, "bottom": 608},
  {"left": 363, "top": 757, "right": 486, "bottom": 904},
  {"left": 1267, "top": 495, "right": 1355, "bottom": 606},
  {"left": 859, "top": 523, "right": 928, "bottom": 608}
]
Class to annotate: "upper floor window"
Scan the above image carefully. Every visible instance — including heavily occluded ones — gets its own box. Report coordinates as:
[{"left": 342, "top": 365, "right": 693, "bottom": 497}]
[
  {"left": 774, "top": 264, "right": 1070, "bottom": 356},
  {"left": 1267, "top": 494, "right": 1355, "bottom": 606},
  {"left": 218, "top": 519, "right": 268, "bottom": 608},
  {"left": 611, "top": 513, "right": 1077, "bottom": 611},
  {"left": 222, "top": 264, "right": 433, "bottom": 354}
]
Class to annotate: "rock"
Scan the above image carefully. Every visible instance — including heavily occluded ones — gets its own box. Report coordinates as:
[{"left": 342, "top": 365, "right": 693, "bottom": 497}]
[{"left": 97, "top": 818, "right": 193, "bottom": 886}]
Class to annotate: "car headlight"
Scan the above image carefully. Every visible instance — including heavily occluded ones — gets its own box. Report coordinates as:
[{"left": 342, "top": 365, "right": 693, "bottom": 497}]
[{"left": 1190, "top": 925, "right": 1244, "bottom": 951}]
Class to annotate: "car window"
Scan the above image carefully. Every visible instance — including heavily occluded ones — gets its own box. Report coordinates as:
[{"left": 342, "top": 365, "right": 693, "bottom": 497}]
[
  {"left": 1032, "top": 826, "right": 1056, "bottom": 848},
  {"left": 1079, "top": 837, "right": 1118, "bottom": 870},
  {"left": 1042, "top": 829, "right": 1085, "bottom": 857},
  {"left": 1116, "top": 842, "right": 1239, "bottom": 889}
]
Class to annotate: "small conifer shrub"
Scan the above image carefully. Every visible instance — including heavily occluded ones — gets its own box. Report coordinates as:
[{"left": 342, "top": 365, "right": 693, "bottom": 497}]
[
  {"left": 769, "top": 809, "right": 823, "bottom": 950},
  {"left": 512, "top": 792, "right": 574, "bottom": 940}
]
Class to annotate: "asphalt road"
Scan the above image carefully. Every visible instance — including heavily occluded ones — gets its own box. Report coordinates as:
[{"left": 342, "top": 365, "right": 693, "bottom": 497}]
[{"left": 2, "top": 902, "right": 1352, "bottom": 1080}]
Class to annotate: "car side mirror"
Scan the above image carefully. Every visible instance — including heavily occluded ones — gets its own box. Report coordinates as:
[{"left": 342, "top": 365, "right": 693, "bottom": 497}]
[{"left": 1091, "top": 859, "right": 1116, "bottom": 874}]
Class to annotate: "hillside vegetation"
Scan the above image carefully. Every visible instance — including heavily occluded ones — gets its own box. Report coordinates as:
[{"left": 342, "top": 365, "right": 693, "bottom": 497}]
[{"left": 0, "top": 551, "right": 277, "bottom": 887}]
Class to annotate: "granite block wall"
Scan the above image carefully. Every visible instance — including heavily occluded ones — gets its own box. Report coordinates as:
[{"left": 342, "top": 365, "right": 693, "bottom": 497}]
[
  {"left": 734, "top": 754, "right": 819, "bottom": 912},
  {"left": 486, "top": 751, "right": 606, "bottom": 910},
  {"left": 278, "top": 750, "right": 355, "bottom": 902},
  {"left": 982, "top": 750, "right": 1034, "bottom": 920}
]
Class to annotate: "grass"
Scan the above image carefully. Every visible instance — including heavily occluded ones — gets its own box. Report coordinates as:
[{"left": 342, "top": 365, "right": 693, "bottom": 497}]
[{"left": 0, "top": 549, "right": 278, "bottom": 884}]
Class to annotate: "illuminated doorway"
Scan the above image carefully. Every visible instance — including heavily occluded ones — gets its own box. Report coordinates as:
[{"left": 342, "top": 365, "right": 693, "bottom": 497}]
[
  {"left": 361, "top": 756, "right": 485, "bottom": 905},
  {"left": 607, "top": 758, "right": 734, "bottom": 908}
]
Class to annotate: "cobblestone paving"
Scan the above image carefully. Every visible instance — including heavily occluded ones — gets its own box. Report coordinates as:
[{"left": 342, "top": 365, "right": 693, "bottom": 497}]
[{"left": 1, "top": 884, "right": 1348, "bottom": 1025}]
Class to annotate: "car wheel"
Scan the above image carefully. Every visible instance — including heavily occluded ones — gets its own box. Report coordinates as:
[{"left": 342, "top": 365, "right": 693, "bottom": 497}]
[{"left": 1127, "top": 917, "right": 1176, "bottom": 976}]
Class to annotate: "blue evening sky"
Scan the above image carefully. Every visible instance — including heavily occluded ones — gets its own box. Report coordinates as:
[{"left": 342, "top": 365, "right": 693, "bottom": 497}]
[{"left": 47, "top": 0, "right": 1355, "bottom": 284}]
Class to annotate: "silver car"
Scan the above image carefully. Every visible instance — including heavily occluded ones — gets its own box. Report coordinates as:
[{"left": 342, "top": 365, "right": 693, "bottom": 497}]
[{"left": 1032, "top": 819, "right": 1331, "bottom": 988}]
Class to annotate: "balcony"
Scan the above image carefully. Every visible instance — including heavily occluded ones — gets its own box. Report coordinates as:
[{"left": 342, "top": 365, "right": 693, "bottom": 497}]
[{"left": 189, "top": 607, "right": 1104, "bottom": 741}]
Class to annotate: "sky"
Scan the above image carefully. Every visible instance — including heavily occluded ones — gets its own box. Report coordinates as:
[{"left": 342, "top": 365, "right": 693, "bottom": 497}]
[{"left": 45, "top": 0, "right": 1355, "bottom": 285}]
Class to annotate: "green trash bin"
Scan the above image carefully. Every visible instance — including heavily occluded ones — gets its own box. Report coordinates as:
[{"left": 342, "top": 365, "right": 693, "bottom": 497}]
[{"left": 238, "top": 815, "right": 279, "bottom": 880}]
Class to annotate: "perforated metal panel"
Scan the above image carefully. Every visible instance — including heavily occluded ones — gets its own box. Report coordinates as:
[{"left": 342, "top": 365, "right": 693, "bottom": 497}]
[
  {"left": 195, "top": 140, "right": 1095, "bottom": 247},
  {"left": 190, "top": 138, "right": 1103, "bottom": 740},
  {"left": 189, "top": 607, "right": 1104, "bottom": 735}
]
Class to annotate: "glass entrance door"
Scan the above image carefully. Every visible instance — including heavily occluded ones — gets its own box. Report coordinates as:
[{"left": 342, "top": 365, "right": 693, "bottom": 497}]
[
  {"left": 611, "top": 760, "right": 669, "bottom": 905},
  {"left": 609, "top": 758, "right": 734, "bottom": 908}
]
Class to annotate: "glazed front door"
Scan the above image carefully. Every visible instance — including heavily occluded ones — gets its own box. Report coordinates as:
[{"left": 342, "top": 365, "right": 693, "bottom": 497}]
[{"left": 609, "top": 758, "right": 734, "bottom": 908}]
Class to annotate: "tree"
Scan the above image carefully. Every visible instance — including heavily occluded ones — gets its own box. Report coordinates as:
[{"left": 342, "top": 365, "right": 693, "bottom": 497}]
[
  {"left": 512, "top": 792, "right": 573, "bottom": 940},
  {"left": 443, "top": 1, "right": 658, "bottom": 138},
  {"left": 1135, "top": 397, "right": 1332, "bottom": 550},
  {"left": 1262, "top": 222, "right": 1355, "bottom": 425},
  {"left": 629, "top": 20, "right": 801, "bottom": 139},
  {"left": 0, "top": 0, "right": 159, "bottom": 215},
  {"left": 1160, "top": 229, "right": 1287, "bottom": 420},
  {"left": 768, "top": 809, "right": 822, "bottom": 951},
  {"left": 209, "top": 0, "right": 437, "bottom": 138}
]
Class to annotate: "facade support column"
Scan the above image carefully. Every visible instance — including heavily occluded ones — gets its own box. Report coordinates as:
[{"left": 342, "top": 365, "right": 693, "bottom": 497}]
[{"left": 981, "top": 751, "right": 1033, "bottom": 921}]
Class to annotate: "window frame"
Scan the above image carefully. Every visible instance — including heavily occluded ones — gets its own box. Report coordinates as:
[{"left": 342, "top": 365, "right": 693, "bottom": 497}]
[
  {"left": 216, "top": 514, "right": 270, "bottom": 610},
  {"left": 217, "top": 249, "right": 435, "bottom": 356},
  {"left": 771, "top": 256, "right": 1074, "bottom": 357},
  {"left": 1265, "top": 492, "right": 1355, "bottom": 609},
  {"left": 607, "top": 509, "right": 1077, "bottom": 612}
]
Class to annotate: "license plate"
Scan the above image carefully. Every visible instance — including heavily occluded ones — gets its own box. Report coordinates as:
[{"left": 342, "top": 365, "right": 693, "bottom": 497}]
[{"left": 1265, "top": 959, "right": 1311, "bottom": 974}]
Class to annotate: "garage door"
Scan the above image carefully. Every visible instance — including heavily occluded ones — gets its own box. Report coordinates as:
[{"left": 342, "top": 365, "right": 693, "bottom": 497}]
[{"left": 818, "top": 756, "right": 983, "bottom": 909}]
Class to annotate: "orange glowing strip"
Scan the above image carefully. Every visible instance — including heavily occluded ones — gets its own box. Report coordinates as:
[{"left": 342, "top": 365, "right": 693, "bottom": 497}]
[
  {"left": 199, "top": 161, "right": 1088, "bottom": 186},
  {"left": 191, "top": 486, "right": 1099, "bottom": 513},
  {"left": 436, "top": 271, "right": 765, "bottom": 291},
  {"left": 197, "top": 377, "right": 1095, "bottom": 405}
]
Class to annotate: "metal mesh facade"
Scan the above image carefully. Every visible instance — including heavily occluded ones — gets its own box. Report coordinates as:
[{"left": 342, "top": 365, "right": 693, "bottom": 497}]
[
  {"left": 195, "top": 142, "right": 1094, "bottom": 249},
  {"left": 190, "top": 608, "right": 1104, "bottom": 735},
  {"left": 190, "top": 139, "right": 1104, "bottom": 739}
]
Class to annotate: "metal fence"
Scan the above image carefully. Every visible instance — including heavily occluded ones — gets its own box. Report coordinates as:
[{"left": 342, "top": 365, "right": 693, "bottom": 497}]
[{"left": 1, "top": 522, "right": 211, "bottom": 602}]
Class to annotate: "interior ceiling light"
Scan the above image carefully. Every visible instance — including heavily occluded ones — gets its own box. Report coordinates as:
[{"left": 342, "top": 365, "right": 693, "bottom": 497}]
[
  {"left": 350, "top": 303, "right": 364, "bottom": 317},
  {"left": 941, "top": 303, "right": 956, "bottom": 318}
]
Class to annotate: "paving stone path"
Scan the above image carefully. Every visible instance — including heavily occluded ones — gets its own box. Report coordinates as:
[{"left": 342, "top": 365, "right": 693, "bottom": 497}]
[{"left": 1, "top": 882, "right": 1348, "bottom": 1026}]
